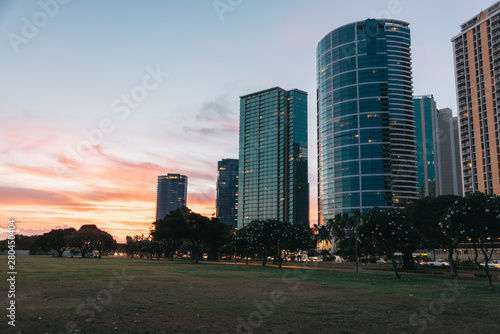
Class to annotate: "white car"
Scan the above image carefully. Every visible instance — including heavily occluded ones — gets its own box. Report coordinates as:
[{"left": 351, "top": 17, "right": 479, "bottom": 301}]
[
  {"left": 479, "top": 260, "right": 500, "bottom": 268},
  {"left": 428, "top": 259, "right": 450, "bottom": 267}
]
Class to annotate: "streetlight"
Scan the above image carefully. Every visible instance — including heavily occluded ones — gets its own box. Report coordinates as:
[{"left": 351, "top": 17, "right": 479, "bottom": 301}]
[{"left": 355, "top": 226, "right": 358, "bottom": 273}]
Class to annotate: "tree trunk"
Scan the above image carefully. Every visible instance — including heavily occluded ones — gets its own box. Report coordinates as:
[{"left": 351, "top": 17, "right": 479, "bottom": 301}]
[
  {"left": 57, "top": 249, "right": 64, "bottom": 257},
  {"left": 389, "top": 255, "right": 401, "bottom": 279},
  {"left": 448, "top": 247, "right": 458, "bottom": 277},
  {"left": 277, "top": 256, "right": 283, "bottom": 269},
  {"left": 402, "top": 252, "right": 415, "bottom": 271},
  {"left": 485, "top": 266, "right": 493, "bottom": 288},
  {"left": 262, "top": 257, "right": 267, "bottom": 267},
  {"left": 473, "top": 241, "right": 494, "bottom": 288},
  {"left": 481, "top": 247, "right": 493, "bottom": 288},
  {"left": 192, "top": 246, "right": 200, "bottom": 264}
]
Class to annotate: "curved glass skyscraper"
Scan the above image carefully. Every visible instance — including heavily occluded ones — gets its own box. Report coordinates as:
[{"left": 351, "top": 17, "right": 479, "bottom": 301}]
[{"left": 317, "top": 19, "right": 418, "bottom": 225}]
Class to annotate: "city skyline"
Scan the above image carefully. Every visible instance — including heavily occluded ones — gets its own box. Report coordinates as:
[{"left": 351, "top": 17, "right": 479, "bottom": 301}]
[{"left": 0, "top": 0, "right": 494, "bottom": 242}]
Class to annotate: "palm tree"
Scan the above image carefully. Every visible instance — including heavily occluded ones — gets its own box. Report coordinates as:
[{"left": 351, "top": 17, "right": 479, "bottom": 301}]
[
  {"left": 326, "top": 213, "right": 349, "bottom": 254},
  {"left": 312, "top": 224, "right": 331, "bottom": 254},
  {"left": 326, "top": 211, "right": 362, "bottom": 262}
]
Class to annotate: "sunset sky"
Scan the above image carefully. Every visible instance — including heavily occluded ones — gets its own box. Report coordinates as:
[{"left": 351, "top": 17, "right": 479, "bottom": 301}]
[{"left": 0, "top": 0, "right": 493, "bottom": 242}]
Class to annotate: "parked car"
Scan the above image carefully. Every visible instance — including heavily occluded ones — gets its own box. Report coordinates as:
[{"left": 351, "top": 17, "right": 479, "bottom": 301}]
[
  {"left": 428, "top": 259, "right": 450, "bottom": 267},
  {"left": 377, "top": 258, "right": 402, "bottom": 265},
  {"left": 479, "top": 260, "right": 500, "bottom": 268}
]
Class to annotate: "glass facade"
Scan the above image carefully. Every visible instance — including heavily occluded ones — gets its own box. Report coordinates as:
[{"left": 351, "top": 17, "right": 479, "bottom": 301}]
[
  {"left": 413, "top": 95, "right": 438, "bottom": 197},
  {"left": 317, "top": 19, "right": 418, "bottom": 225},
  {"left": 238, "top": 87, "right": 309, "bottom": 229},
  {"left": 156, "top": 174, "right": 187, "bottom": 221},
  {"left": 216, "top": 158, "right": 239, "bottom": 229}
]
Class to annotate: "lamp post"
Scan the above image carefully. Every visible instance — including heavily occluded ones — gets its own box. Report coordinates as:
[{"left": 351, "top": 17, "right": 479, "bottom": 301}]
[
  {"left": 353, "top": 210, "right": 361, "bottom": 274},
  {"left": 355, "top": 227, "right": 358, "bottom": 273}
]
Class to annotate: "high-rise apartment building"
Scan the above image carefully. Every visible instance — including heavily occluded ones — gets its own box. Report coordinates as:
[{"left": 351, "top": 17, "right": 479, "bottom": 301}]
[
  {"left": 216, "top": 159, "right": 239, "bottom": 229},
  {"left": 436, "top": 108, "right": 463, "bottom": 196},
  {"left": 238, "top": 87, "right": 309, "bottom": 229},
  {"left": 452, "top": 2, "right": 500, "bottom": 195},
  {"left": 317, "top": 19, "right": 418, "bottom": 225},
  {"left": 155, "top": 174, "right": 187, "bottom": 221},
  {"left": 414, "top": 95, "right": 438, "bottom": 197}
]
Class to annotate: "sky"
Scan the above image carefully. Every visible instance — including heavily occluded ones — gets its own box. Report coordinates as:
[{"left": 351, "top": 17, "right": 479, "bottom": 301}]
[{"left": 0, "top": 0, "right": 495, "bottom": 242}]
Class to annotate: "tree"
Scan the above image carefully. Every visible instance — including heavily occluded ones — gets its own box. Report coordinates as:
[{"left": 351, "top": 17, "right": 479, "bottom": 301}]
[
  {"left": 151, "top": 207, "right": 230, "bottom": 263},
  {"left": 406, "top": 195, "right": 460, "bottom": 249},
  {"left": 326, "top": 210, "right": 363, "bottom": 265},
  {"left": 243, "top": 220, "right": 279, "bottom": 267},
  {"left": 151, "top": 207, "right": 191, "bottom": 259},
  {"left": 442, "top": 192, "right": 500, "bottom": 287},
  {"left": 159, "top": 238, "right": 182, "bottom": 260},
  {"left": 68, "top": 225, "right": 116, "bottom": 258},
  {"left": 38, "top": 228, "right": 76, "bottom": 257},
  {"left": 125, "top": 235, "right": 148, "bottom": 258},
  {"left": 326, "top": 213, "right": 350, "bottom": 254},
  {"left": 236, "top": 220, "right": 312, "bottom": 268},
  {"left": 202, "top": 218, "right": 232, "bottom": 261},
  {"left": 359, "top": 208, "right": 421, "bottom": 278},
  {"left": 185, "top": 212, "right": 214, "bottom": 263},
  {"left": 279, "top": 222, "right": 313, "bottom": 267},
  {"left": 312, "top": 224, "right": 331, "bottom": 254},
  {"left": 234, "top": 227, "right": 254, "bottom": 265},
  {"left": 0, "top": 235, "right": 39, "bottom": 253},
  {"left": 414, "top": 196, "right": 466, "bottom": 276}
]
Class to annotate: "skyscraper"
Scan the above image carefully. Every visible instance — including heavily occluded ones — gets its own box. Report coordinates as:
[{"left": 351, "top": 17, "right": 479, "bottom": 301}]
[
  {"left": 317, "top": 19, "right": 418, "bottom": 225},
  {"left": 452, "top": 2, "right": 500, "bottom": 195},
  {"left": 216, "top": 159, "right": 239, "bottom": 229},
  {"left": 436, "top": 108, "right": 463, "bottom": 196},
  {"left": 155, "top": 174, "right": 187, "bottom": 221},
  {"left": 414, "top": 95, "right": 438, "bottom": 197},
  {"left": 238, "top": 87, "right": 309, "bottom": 229}
]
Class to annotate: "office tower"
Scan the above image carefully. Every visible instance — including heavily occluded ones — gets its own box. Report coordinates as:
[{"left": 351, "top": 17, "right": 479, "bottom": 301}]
[
  {"left": 436, "top": 108, "right": 463, "bottom": 196},
  {"left": 238, "top": 87, "right": 309, "bottom": 229},
  {"left": 216, "top": 158, "right": 239, "bottom": 229},
  {"left": 155, "top": 174, "right": 187, "bottom": 221},
  {"left": 452, "top": 2, "right": 500, "bottom": 195},
  {"left": 317, "top": 19, "right": 418, "bottom": 225},
  {"left": 414, "top": 95, "right": 438, "bottom": 197}
]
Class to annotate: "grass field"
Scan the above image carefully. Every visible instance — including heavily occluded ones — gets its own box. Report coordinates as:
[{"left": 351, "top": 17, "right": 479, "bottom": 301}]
[{"left": 2, "top": 256, "right": 500, "bottom": 334}]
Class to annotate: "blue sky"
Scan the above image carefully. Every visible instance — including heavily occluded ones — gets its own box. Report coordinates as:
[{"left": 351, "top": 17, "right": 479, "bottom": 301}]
[{"left": 0, "top": 0, "right": 494, "bottom": 241}]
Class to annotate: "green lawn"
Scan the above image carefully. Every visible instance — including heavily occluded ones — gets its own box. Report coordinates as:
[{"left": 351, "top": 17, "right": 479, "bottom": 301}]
[{"left": 2, "top": 256, "right": 500, "bottom": 334}]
